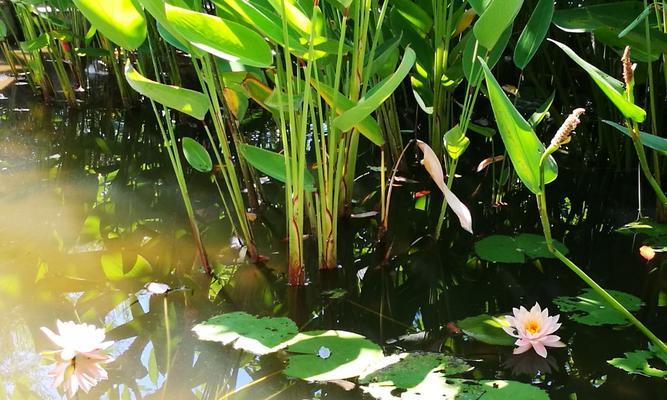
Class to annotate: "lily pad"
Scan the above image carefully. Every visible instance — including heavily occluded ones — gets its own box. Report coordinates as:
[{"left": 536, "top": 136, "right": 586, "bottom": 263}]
[
  {"left": 477, "top": 380, "right": 550, "bottom": 399},
  {"left": 553, "top": 289, "right": 642, "bottom": 326},
  {"left": 457, "top": 314, "right": 515, "bottom": 346},
  {"left": 608, "top": 345, "right": 667, "bottom": 378},
  {"left": 616, "top": 219, "right": 667, "bottom": 237},
  {"left": 192, "top": 312, "right": 298, "bottom": 355},
  {"left": 283, "top": 330, "right": 384, "bottom": 381},
  {"left": 475, "top": 234, "right": 568, "bottom": 263},
  {"left": 359, "top": 352, "right": 472, "bottom": 388}
]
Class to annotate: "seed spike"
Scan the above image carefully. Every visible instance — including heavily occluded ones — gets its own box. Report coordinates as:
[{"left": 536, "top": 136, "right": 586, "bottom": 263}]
[{"left": 551, "top": 108, "right": 586, "bottom": 148}]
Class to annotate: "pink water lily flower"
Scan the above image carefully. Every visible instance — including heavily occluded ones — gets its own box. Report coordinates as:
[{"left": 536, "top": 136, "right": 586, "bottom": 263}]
[
  {"left": 502, "top": 303, "right": 565, "bottom": 358},
  {"left": 41, "top": 320, "right": 114, "bottom": 397}
]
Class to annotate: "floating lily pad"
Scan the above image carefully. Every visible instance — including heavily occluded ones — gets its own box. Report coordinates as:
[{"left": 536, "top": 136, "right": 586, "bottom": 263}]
[
  {"left": 359, "top": 352, "right": 472, "bottom": 388},
  {"left": 457, "top": 314, "right": 515, "bottom": 346},
  {"left": 192, "top": 312, "right": 298, "bottom": 355},
  {"left": 475, "top": 234, "right": 568, "bottom": 263},
  {"left": 553, "top": 289, "right": 642, "bottom": 326},
  {"left": 617, "top": 219, "right": 667, "bottom": 237},
  {"left": 477, "top": 380, "right": 550, "bottom": 399},
  {"left": 283, "top": 330, "right": 384, "bottom": 381},
  {"left": 608, "top": 345, "right": 667, "bottom": 378}
]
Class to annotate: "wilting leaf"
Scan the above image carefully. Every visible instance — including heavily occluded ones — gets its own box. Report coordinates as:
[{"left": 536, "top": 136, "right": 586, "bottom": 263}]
[
  {"left": 238, "top": 144, "right": 315, "bottom": 192},
  {"left": 125, "top": 61, "right": 209, "bottom": 120},
  {"left": 553, "top": 288, "right": 642, "bottom": 326},
  {"left": 312, "top": 81, "right": 384, "bottom": 146},
  {"left": 416, "top": 140, "right": 473, "bottom": 233},
  {"left": 284, "top": 330, "right": 384, "bottom": 381},
  {"left": 165, "top": 4, "right": 273, "bottom": 67},
  {"left": 458, "top": 314, "right": 515, "bottom": 346},
  {"left": 444, "top": 125, "right": 470, "bottom": 160},
  {"left": 359, "top": 353, "right": 472, "bottom": 388},
  {"left": 473, "top": 0, "right": 523, "bottom": 49},
  {"left": 477, "top": 155, "right": 505, "bottom": 172},
  {"left": 602, "top": 120, "right": 667, "bottom": 154},
  {"left": 333, "top": 48, "right": 416, "bottom": 133},
  {"left": 182, "top": 137, "right": 212, "bottom": 173},
  {"left": 479, "top": 59, "right": 558, "bottom": 194},
  {"left": 73, "top": 0, "right": 147, "bottom": 50},
  {"left": 513, "top": 0, "right": 553, "bottom": 69},
  {"left": 608, "top": 345, "right": 667, "bottom": 378},
  {"left": 192, "top": 312, "right": 298, "bottom": 355},
  {"left": 549, "top": 39, "right": 646, "bottom": 123}
]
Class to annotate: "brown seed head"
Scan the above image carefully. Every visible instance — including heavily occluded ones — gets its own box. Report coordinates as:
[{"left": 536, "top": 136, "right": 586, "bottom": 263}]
[
  {"left": 551, "top": 108, "right": 586, "bottom": 148},
  {"left": 622, "top": 46, "right": 635, "bottom": 87}
]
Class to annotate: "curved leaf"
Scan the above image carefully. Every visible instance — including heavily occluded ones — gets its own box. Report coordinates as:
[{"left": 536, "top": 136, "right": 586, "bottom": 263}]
[
  {"left": 333, "top": 47, "right": 416, "bottom": 133},
  {"left": 72, "top": 0, "right": 146, "bottom": 50},
  {"left": 124, "top": 61, "right": 209, "bottom": 120},
  {"left": 165, "top": 4, "right": 273, "bottom": 67},
  {"left": 182, "top": 138, "right": 212, "bottom": 172},
  {"left": 457, "top": 314, "right": 515, "bottom": 346},
  {"left": 479, "top": 59, "right": 558, "bottom": 194},
  {"left": 602, "top": 120, "right": 667, "bottom": 155},
  {"left": 238, "top": 144, "right": 315, "bottom": 192},
  {"left": 513, "top": 0, "right": 553, "bottom": 70},
  {"left": 550, "top": 39, "right": 646, "bottom": 123},
  {"left": 463, "top": 26, "right": 511, "bottom": 86},
  {"left": 473, "top": 0, "right": 523, "bottom": 49}
]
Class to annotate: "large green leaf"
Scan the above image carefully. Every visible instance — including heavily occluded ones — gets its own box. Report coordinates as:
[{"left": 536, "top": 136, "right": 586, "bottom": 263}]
[
  {"left": 479, "top": 59, "right": 558, "bottom": 194},
  {"left": 608, "top": 345, "right": 667, "bottom": 378},
  {"left": 553, "top": 288, "right": 642, "bottom": 326},
  {"left": 602, "top": 120, "right": 667, "bottom": 155},
  {"left": 463, "top": 26, "right": 511, "bottom": 86},
  {"left": 312, "top": 81, "right": 384, "bottom": 146},
  {"left": 181, "top": 137, "right": 212, "bottom": 173},
  {"left": 124, "top": 61, "right": 209, "bottom": 120},
  {"left": 284, "top": 330, "right": 384, "bottom": 381},
  {"left": 192, "top": 312, "right": 298, "bottom": 355},
  {"left": 474, "top": 234, "right": 568, "bottom": 263},
  {"left": 359, "top": 353, "right": 472, "bottom": 388},
  {"left": 478, "top": 380, "right": 550, "bottom": 400},
  {"left": 72, "top": 0, "right": 146, "bottom": 50},
  {"left": 473, "top": 0, "right": 523, "bottom": 49},
  {"left": 513, "top": 0, "right": 553, "bottom": 70},
  {"left": 550, "top": 39, "right": 645, "bottom": 123},
  {"left": 238, "top": 144, "right": 315, "bottom": 192},
  {"left": 332, "top": 48, "right": 416, "bottom": 133},
  {"left": 457, "top": 314, "right": 515, "bottom": 346},
  {"left": 165, "top": 4, "right": 273, "bottom": 67}
]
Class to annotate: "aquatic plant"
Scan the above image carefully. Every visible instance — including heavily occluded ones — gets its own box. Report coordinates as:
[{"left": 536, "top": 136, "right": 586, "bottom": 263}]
[
  {"left": 41, "top": 320, "right": 114, "bottom": 397},
  {"left": 502, "top": 303, "right": 565, "bottom": 358}
]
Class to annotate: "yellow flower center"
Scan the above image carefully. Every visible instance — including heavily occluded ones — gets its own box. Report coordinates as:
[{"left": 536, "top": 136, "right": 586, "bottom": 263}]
[{"left": 524, "top": 320, "right": 541, "bottom": 335}]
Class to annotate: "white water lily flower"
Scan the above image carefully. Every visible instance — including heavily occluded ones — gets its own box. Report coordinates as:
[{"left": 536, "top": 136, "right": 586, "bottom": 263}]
[
  {"left": 502, "top": 303, "right": 565, "bottom": 358},
  {"left": 41, "top": 320, "right": 114, "bottom": 397}
]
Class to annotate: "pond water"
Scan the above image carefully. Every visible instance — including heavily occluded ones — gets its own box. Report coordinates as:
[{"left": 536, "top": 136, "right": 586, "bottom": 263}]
[{"left": 0, "top": 87, "right": 665, "bottom": 399}]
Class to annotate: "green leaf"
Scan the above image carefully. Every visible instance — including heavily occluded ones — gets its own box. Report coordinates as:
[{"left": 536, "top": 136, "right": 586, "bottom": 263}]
[
  {"left": 553, "top": 288, "right": 642, "bottom": 326},
  {"left": 391, "top": 0, "right": 433, "bottom": 38},
  {"left": 312, "top": 81, "right": 384, "bottom": 146},
  {"left": 362, "top": 377, "right": 485, "bottom": 400},
  {"left": 549, "top": 39, "right": 646, "bottom": 123},
  {"left": 181, "top": 138, "right": 212, "bottom": 173},
  {"left": 238, "top": 144, "right": 315, "bottom": 192},
  {"left": 165, "top": 4, "right": 273, "bottom": 67},
  {"left": 475, "top": 235, "right": 524, "bottom": 263},
  {"left": 72, "top": 0, "right": 146, "bottom": 50},
  {"left": 457, "top": 314, "right": 515, "bottom": 346},
  {"left": 467, "top": 0, "right": 493, "bottom": 15},
  {"left": 528, "top": 92, "right": 555, "bottom": 128},
  {"left": 21, "top": 33, "right": 49, "bottom": 52},
  {"left": 284, "top": 330, "right": 384, "bottom": 381},
  {"left": 479, "top": 59, "right": 558, "bottom": 194},
  {"left": 333, "top": 48, "right": 416, "bottom": 133},
  {"left": 515, "top": 233, "right": 568, "bottom": 259},
  {"left": 0, "top": 20, "right": 7, "bottom": 40},
  {"left": 463, "top": 27, "right": 511, "bottom": 86},
  {"left": 192, "top": 312, "right": 298, "bottom": 355},
  {"left": 513, "top": 0, "right": 553, "bottom": 70},
  {"left": 618, "top": 5, "right": 652, "bottom": 38},
  {"left": 473, "top": 0, "right": 523, "bottom": 49},
  {"left": 359, "top": 353, "right": 472, "bottom": 388},
  {"left": 124, "top": 61, "right": 209, "bottom": 120},
  {"left": 444, "top": 124, "right": 470, "bottom": 160},
  {"left": 478, "top": 380, "right": 550, "bottom": 400},
  {"left": 616, "top": 218, "right": 667, "bottom": 237},
  {"left": 148, "top": 345, "right": 158, "bottom": 385},
  {"left": 157, "top": 23, "right": 189, "bottom": 53},
  {"left": 608, "top": 345, "right": 667, "bottom": 378},
  {"left": 101, "top": 252, "right": 152, "bottom": 280},
  {"left": 602, "top": 120, "right": 667, "bottom": 155}
]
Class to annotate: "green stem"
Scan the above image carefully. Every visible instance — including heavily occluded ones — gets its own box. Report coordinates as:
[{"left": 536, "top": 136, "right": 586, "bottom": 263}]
[{"left": 628, "top": 121, "right": 667, "bottom": 207}]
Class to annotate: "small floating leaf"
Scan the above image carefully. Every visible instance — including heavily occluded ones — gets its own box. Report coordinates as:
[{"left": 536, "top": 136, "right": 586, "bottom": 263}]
[
  {"left": 192, "top": 312, "right": 298, "bottom": 355},
  {"left": 284, "top": 330, "right": 384, "bottom": 381},
  {"left": 553, "top": 288, "right": 642, "bottom": 326},
  {"left": 608, "top": 345, "right": 667, "bottom": 378},
  {"left": 475, "top": 234, "right": 568, "bottom": 263},
  {"left": 457, "top": 314, "right": 515, "bottom": 346}
]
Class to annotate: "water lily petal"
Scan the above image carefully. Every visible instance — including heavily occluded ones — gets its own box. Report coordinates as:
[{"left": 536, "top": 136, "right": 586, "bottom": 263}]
[
  {"left": 532, "top": 341, "right": 548, "bottom": 358},
  {"left": 513, "top": 344, "right": 532, "bottom": 354}
]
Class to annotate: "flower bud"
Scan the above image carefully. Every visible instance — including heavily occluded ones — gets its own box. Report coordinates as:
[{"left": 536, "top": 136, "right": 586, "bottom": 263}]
[{"left": 551, "top": 108, "right": 586, "bottom": 148}]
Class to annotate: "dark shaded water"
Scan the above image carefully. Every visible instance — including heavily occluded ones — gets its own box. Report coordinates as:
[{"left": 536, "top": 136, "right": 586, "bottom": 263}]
[{"left": 0, "top": 85, "right": 665, "bottom": 400}]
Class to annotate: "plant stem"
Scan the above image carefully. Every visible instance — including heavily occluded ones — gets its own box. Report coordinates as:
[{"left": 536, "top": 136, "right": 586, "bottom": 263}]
[{"left": 627, "top": 121, "right": 667, "bottom": 207}]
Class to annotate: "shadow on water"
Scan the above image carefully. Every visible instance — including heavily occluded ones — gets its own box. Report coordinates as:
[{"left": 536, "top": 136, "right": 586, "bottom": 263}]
[{"left": 0, "top": 87, "right": 665, "bottom": 399}]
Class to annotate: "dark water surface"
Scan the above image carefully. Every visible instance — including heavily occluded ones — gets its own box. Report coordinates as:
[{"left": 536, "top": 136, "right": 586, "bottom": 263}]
[{"left": 1, "top": 87, "right": 666, "bottom": 399}]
